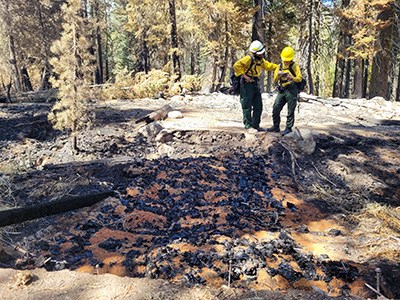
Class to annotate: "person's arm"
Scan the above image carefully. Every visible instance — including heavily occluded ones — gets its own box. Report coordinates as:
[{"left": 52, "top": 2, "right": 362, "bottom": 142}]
[
  {"left": 233, "top": 55, "right": 252, "bottom": 76},
  {"left": 273, "top": 67, "right": 280, "bottom": 84},
  {"left": 288, "top": 63, "right": 302, "bottom": 83},
  {"left": 261, "top": 59, "right": 278, "bottom": 72}
]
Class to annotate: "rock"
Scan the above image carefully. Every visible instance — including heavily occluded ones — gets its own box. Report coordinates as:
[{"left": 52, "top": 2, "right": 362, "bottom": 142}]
[
  {"left": 170, "top": 95, "right": 185, "bottom": 103},
  {"left": 155, "top": 130, "right": 174, "bottom": 143},
  {"left": 158, "top": 144, "right": 174, "bottom": 157},
  {"left": 167, "top": 111, "right": 183, "bottom": 119},
  {"left": 295, "top": 129, "right": 316, "bottom": 155},
  {"left": 328, "top": 229, "right": 341, "bottom": 236},
  {"left": 138, "top": 122, "right": 164, "bottom": 139}
]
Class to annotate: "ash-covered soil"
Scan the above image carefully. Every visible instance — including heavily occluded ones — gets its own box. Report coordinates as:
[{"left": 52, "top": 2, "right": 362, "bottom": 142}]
[{"left": 0, "top": 93, "right": 399, "bottom": 299}]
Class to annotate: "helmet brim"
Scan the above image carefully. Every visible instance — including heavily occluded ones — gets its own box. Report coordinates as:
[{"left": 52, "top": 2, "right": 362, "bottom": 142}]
[
  {"left": 281, "top": 55, "right": 294, "bottom": 61},
  {"left": 256, "top": 48, "right": 265, "bottom": 55}
]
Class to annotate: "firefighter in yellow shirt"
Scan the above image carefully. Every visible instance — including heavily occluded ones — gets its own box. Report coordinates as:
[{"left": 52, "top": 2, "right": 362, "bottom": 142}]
[
  {"left": 267, "top": 46, "right": 303, "bottom": 136},
  {"left": 233, "top": 40, "right": 278, "bottom": 132}
]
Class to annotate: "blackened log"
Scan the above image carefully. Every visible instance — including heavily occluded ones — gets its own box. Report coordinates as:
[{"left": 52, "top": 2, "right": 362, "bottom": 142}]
[
  {"left": 135, "top": 104, "right": 173, "bottom": 124},
  {"left": 0, "top": 190, "right": 114, "bottom": 227}
]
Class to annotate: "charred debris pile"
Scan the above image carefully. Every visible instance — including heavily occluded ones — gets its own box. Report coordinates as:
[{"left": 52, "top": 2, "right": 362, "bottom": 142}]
[{"left": 14, "top": 152, "right": 359, "bottom": 295}]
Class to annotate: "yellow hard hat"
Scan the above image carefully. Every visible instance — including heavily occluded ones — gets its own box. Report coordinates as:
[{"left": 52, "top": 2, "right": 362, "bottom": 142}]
[{"left": 281, "top": 46, "right": 295, "bottom": 61}]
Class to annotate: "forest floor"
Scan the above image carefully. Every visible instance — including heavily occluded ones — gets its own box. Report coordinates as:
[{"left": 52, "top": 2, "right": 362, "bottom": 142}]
[{"left": 0, "top": 92, "right": 399, "bottom": 300}]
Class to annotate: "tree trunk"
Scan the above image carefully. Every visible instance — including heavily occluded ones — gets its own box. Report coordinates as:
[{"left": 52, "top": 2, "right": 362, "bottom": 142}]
[
  {"left": 353, "top": 58, "right": 363, "bottom": 98},
  {"left": 36, "top": 0, "right": 52, "bottom": 91},
  {"left": 333, "top": 0, "right": 350, "bottom": 98},
  {"left": 369, "top": 4, "right": 394, "bottom": 99},
  {"left": 94, "top": 0, "right": 103, "bottom": 84},
  {"left": 343, "top": 54, "right": 351, "bottom": 98},
  {"left": 313, "top": 0, "right": 321, "bottom": 96},
  {"left": 396, "top": 63, "right": 400, "bottom": 102},
  {"left": 140, "top": 33, "right": 150, "bottom": 73},
  {"left": 387, "top": 8, "right": 399, "bottom": 101},
  {"left": 190, "top": 50, "right": 195, "bottom": 75},
  {"left": 306, "top": 0, "right": 314, "bottom": 94},
  {"left": 9, "top": 34, "right": 21, "bottom": 93},
  {"left": 362, "top": 58, "right": 368, "bottom": 98},
  {"left": 211, "top": 57, "right": 218, "bottom": 93},
  {"left": 169, "top": 0, "right": 181, "bottom": 81},
  {"left": 216, "top": 15, "right": 229, "bottom": 92},
  {"left": 21, "top": 66, "right": 33, "bottom": 92},
  {"left": 6, "top": 80, "right": 12, "bottom": 102},
  {"left": 265, "top": 20, "right": 273, "bottom": 93},
  {"left": 252, "top": 0, "right": 266, "bottom": 92}
]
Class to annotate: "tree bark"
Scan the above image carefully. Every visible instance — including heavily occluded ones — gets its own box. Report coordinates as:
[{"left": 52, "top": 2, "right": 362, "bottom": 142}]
[
  {"left": 369, "top": 4, "right": 394, "bottom": 99},
  {"left": 9, "top": 34, "right": 21, "bottom": 93},
  {"left": 343, "top": 55, "right": 351, "bottom": 98},
  {"left": 169, "top": 0, "right": 181, "bottom": 81},
  {"left": 265, "top": 20, "right": 273, "bottom": 93},
  {"left": 333, "top": 0, "right": 350, "bottom": 98},
  {"left": 353, "top": 58, "right": 363, "bottom": 98},
  {"left": 396, "top": 59, "right": 400, "bottom": 102},
  {"left": 313, "top": 0, "right": 321, "bottom": 96},
  {"left": 21, "top": 66, "right": 33, "bottom": 92},
  {"left": 94, "top": 0, "right": 103, "bottom": 84},
  {"left": 252, "top": 0, "right": 266, "bottom": 92},
  {"left": 216, "top": 15, "right": 229, "bottom": 92},
  {"left": 306, "top": 0, "right": 314, "bottom": 94},
  {"left": 362, "top": 58, "right": 369, "bottom": 98},
  {"left": 36, "top": 0, "right": 52, "bottom": 91}
]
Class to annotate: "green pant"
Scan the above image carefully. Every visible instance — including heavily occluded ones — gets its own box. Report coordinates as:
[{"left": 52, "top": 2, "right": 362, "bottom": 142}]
[
  {"left": 272, "top": 85, "right": 298, "bottom": 130},
  {"left": 240, "top": 81, "right": 262, "bottom": 129}
]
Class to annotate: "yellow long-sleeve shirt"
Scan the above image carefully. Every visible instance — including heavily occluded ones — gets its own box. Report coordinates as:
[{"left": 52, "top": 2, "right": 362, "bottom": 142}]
[
  {"left": 233, "top": 55, "right": 277, "bottom": 77},
  {"left": 273, "top": 62, "right": 302, "bottom": 88}
]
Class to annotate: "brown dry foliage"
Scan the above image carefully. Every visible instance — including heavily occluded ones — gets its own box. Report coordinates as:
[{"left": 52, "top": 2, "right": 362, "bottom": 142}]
[{"left": 352, "top": 203, "right": 400, "bottom": 261}]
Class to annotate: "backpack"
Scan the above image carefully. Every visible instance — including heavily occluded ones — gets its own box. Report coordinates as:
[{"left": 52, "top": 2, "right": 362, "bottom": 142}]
[
  {"left": 230, "top": 58, "right": 254, "bottom": 95},
  {"left": 280, "top": 62, "right": 307, "bottom": 92}
]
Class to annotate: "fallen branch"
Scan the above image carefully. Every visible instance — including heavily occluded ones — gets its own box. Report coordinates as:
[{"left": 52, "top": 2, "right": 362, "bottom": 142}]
[
  {"left": 311, "top": 161, "right": 338, "bottom": 187},
  {"left": 0, "top": 190, "right": 114, "bottom": 227},
  {"left": 365, "top": 283, "right": 387, "bottom": 299},
  {"left": 277, "top": 141, "right": 302, "bottom": 190}
]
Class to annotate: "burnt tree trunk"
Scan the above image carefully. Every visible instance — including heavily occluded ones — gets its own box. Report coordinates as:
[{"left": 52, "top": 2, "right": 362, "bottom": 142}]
[
  {"left": 396, "top": 61, "right": 400, "bottom": 102},
  {"left": 353, "top": 58, "right": 363, "bottom": 98},
  {"left": 344, "top": 57, "right": 351, "bottom": 98},
  {"left": 369, "top": 4, "right": 394, "bottom": 99},
  {"left": 169, "top": 0, "right": 181, "bottom": 81},
  {"left": 387, "top": 8, "right": 399, "bottom": 101},
  {"left": 94, "top": 0, "right": 103, "bottom": 84},
  {"left": 265, "top": 20, "right": 273, "bottom": 93},
  {"left": 252, "top": 0, "right": 266, "bottom": 92},
  {"left": 333, "top": 0, "right": 350, "bottom": 98},
  {"left": 9, "top": 34, "right": 21, "bottom": 93},
  {"left": 216, "top": 15, "right": 229, "bottom": 91},
  {"left": 36, "top": 0, "right": 52, "bottom": 91},
  {"left": 21, "top": 66, "right": 33, "bottom": 92},
  {"left": 306, "top": 0, "right": 314, "bottom": 94},
  {"left": 313, "top": 0, "right": 321, "bottom": 96},
  {"left": 138, "top": 32, "right": 150, "bottom": 73},
  {"left": 362, "top": 58, "right": 369, "bottom": 98}
]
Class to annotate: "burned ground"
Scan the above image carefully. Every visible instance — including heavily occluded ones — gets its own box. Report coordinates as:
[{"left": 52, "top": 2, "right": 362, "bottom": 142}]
[{"left": 0, "top": 94, "right": 399, "bottom": 299}]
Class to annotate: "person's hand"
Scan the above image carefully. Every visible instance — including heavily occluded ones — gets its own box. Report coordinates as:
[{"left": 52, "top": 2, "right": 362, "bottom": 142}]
[{"left": 242, "top": 74, "right": 252, "bottom": 83}]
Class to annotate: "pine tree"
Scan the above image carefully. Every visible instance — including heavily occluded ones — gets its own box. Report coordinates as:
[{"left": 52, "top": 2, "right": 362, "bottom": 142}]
[{"left": 48, "top": 0, "right": 95, "bottom": 151}]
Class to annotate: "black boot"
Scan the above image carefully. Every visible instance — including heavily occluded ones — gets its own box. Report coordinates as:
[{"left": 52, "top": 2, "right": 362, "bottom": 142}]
[
  {"left": 267, "top": 126, "right": 280, "bottom": 132},
  {"left": 281, "top": 128, "right": 292, "bottom": 136}
]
